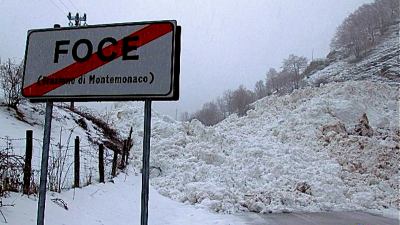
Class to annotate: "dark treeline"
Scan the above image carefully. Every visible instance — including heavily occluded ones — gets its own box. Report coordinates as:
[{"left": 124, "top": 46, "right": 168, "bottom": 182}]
[{"left": 186, "top": 0, "right": 399, "bottom": 126}]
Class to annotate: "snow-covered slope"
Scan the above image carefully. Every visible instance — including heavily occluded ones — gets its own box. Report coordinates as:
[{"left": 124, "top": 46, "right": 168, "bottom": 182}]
[
  {"left": 308, "top": 23, "right": 399, "bottom": 84},
  {"left": 105, "top": 80, "right": 399, "bottom": 218},
  {"left": 0, "top": 101, "right": 119, "bottom": 191}
]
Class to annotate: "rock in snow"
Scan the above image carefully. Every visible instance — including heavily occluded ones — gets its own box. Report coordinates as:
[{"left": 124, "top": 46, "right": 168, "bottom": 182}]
[{"left": 354, "top": 113, "right": 374, "bottom": 137}]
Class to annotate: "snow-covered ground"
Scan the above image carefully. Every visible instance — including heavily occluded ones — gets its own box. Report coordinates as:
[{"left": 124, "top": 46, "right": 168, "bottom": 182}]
[
  {"left": 104, "top": 80, "right": 399, "bottom": 219},
  {"left": 0, "top": 166, "right": 249, "bottom": 225}
]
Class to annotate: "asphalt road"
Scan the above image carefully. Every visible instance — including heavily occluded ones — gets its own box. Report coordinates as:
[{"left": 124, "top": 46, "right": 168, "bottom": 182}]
[{"left": 242, "top": 211, "right": 399, "bottom": 225}]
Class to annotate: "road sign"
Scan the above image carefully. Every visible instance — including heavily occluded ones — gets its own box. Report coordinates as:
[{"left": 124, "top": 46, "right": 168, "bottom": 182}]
[{"left": 22, "top": 20, "right": 180, "bottom": 101}]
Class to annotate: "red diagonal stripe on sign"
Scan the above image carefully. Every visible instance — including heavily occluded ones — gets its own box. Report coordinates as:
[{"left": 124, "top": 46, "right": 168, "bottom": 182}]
[{"left": 23, "top": 23, "right": 173, "bottom": 97}]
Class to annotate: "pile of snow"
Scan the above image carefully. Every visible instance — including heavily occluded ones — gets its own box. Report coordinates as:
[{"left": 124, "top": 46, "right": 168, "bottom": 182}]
[{"left": 105, "top": 80, "right": 399, "bottom": 218}]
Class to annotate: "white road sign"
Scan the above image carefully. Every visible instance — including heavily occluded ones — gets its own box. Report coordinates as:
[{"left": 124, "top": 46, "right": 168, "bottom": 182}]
[{"left": 22, "top": 20, "right": 181, "bottom": 101}]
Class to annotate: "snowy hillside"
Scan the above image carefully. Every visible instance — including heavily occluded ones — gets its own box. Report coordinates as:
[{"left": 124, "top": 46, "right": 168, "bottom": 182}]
[
  {"left": 104, "top": 80, "right": 399, "bottom": 218},
  {"left": 0, "top": 101, "right": 122, "bottom": 191},
  {"left": 308, "top": 23, "right": 399, "bottom": 85}
]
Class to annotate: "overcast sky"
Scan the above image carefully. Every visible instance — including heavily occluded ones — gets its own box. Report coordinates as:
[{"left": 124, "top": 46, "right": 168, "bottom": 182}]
[{"left": 0, "top": 0, "right": 371, "bottom": 118}]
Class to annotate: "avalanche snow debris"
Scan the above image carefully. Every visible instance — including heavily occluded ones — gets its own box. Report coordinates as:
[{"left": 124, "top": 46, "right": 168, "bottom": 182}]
[{"left": 105, "top": 80, "right": 399, "bottom": 218}]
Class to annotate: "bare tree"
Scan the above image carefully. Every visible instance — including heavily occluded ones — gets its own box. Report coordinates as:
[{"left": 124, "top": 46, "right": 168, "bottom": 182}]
[
  {"left": 231, "top": 85, "right": 255, "bottom": 117},
  {"left": 331, "top": 0, "right": 399, "bottom": 58},
  {"left": 180, "top": 111, "right": 190, "bottom": 122},
  {"left": 331, "top": 7, "right": 368, "bottom": 58},
  {"left": 0, "top": 59, "right": 23, "bottom": 109},
  {"left": 375, "top": 0, "right": 400, "bottom": 30},
  {"left": 282, "top": 54, "right": 308, "bottom": 89},
  {"left": 254, "top": 80, "right": 267, "bottom": 100},
  {"left": 216, "top": 96, "right": 227, "bottom": 119},
  {"left": 265, "top": 68, "right": 279, "bottom": 94},
  {"left": 217, "top": 90, "right": 235, "bottom": 117},
  {"left": 191, "top": 101, "right": 224, "bottom": 126},
  {"left": 277, "top": 70, "right": 294, "bottom": 93},
  {"left": 265, "top": 61, "right": 307, "bottom": 96},
  {"left": 192, "top": 85, "right": 256, "bottom": 124}
]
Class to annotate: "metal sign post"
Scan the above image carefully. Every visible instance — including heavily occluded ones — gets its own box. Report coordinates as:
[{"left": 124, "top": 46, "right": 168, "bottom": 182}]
[
  {"left": 141, "top": 100, "right": 152, "bottom": 225},
  {"left": 36, "top": 24, "right": 61, "bottom": 225},
  {"left": 37, "top": 101, "right": 53, "bottom": 225}
]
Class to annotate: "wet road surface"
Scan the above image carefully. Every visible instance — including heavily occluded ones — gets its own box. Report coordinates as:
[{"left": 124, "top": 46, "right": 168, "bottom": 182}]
[{"left": 241, "top": 211, "right": 399, "bottom": 225}]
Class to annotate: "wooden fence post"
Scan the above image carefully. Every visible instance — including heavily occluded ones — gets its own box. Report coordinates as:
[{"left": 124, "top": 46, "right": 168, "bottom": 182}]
[
  {"left": 99, "top": 144, "right": 105, "bottom": 183},
  {"left": 124, "top": 140, "right": 128, "bottom": 165},
  {"left": 125, "top": 146, "right": 130, "bottom": 165},
  {"left": 120, "top": 140, "right": 127, "bottom": 169},
  {"left": 125, "top": 127, "right": 133, "bottom": 165},
  {"left": 128, "top": 127, "right": 133, "bottom": 143},
  {"left": 74, "top": 136, "right": 80, "bottom": 188},
  {"left": 111, "top": 151, "right": 118, "bottom": 177},
  {"left": 23, "top": 130, "right": 33, "bottom": 194}
]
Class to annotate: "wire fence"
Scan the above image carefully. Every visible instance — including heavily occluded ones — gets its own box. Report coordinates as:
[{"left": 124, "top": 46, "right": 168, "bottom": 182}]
[{"left": 0, "top": 133, "right": 118, "bottom": 194}]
